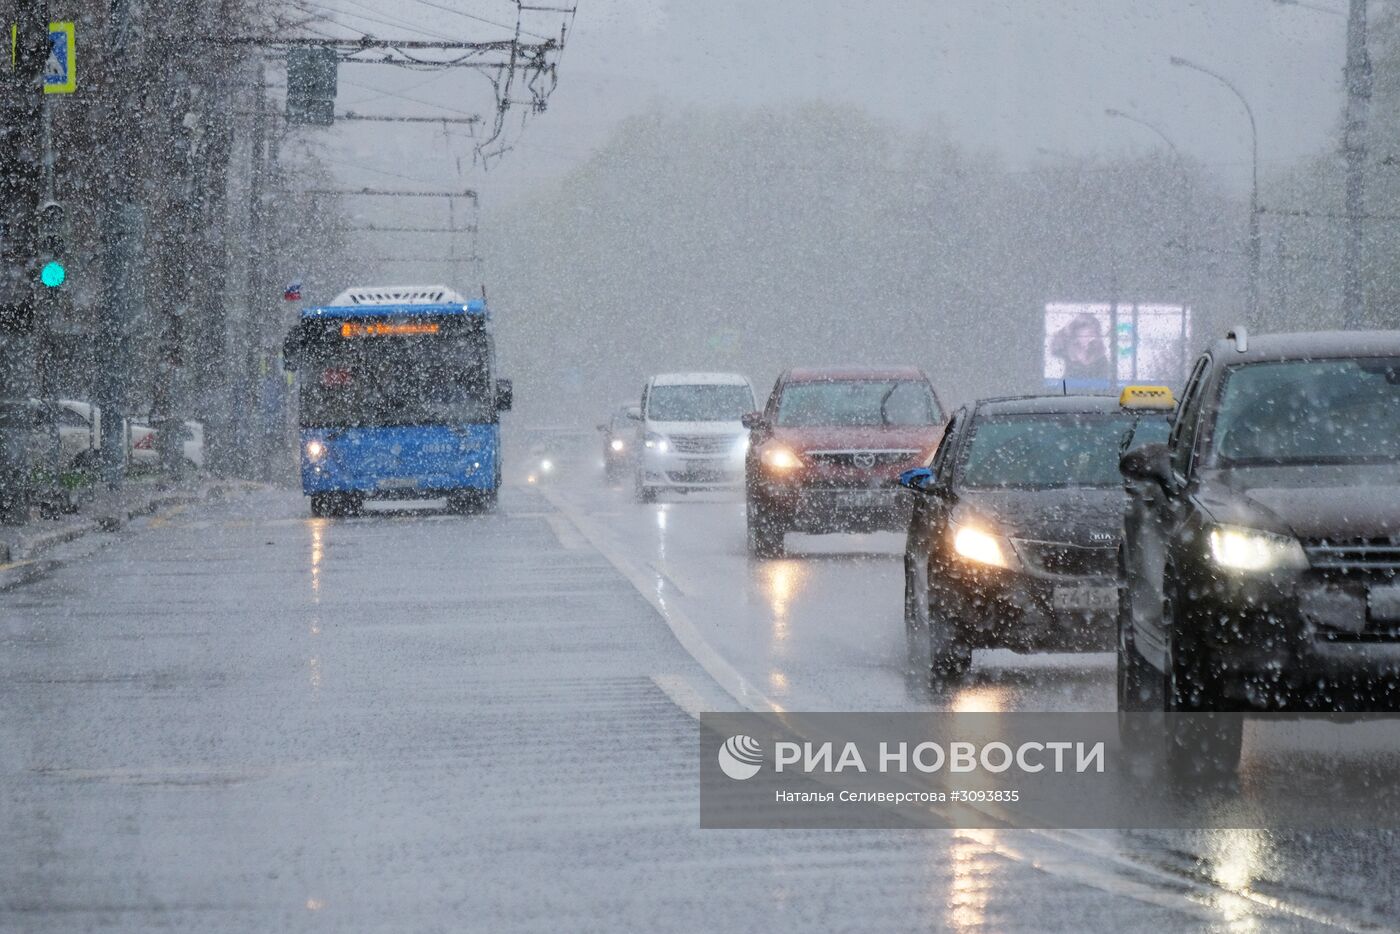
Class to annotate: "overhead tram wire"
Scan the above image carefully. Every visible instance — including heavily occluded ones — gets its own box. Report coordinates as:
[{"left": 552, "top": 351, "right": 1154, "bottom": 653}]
[
  {"left": 295, "top": 0, "right": 468, "bottom": 43},
  {"left": 401, "top": 0, "right": 554, "bottom": 42}
]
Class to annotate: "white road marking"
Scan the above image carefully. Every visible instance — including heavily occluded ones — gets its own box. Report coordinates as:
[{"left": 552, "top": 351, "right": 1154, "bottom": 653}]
[{"left": 543, "top": 484, "right": 1378, "bottom": 932}]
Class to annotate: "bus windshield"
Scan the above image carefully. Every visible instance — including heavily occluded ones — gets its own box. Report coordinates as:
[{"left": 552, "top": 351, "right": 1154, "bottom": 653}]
[{"left": 298, "top": 329, "right": 493, "bottom": 428}]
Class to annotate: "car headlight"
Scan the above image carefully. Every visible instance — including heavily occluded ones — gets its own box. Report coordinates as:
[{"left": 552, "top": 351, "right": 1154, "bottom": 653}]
[
  {"left": 760, "top": 446, "right": 801, "bottom": 471},
  {"left": 610, "top": 438, "right": 625, "bottom": 452},
  {"left": 732, "top": 435, "right": 750, "bottom": 455},
  {"left": 951, "top": 521, "right": 1015, "bottom": 569},
  {"left": 540, "top": 458, "right": 554, "bottom": 473},
  {"left": 644, "top": 432, "right": 669, "bottom": 453},
  {"left": 1208, "top": 525, "right": 1309, "bottom": 572},
  {"left": 304, "top": 439, "right": 327, "bottom": 462}
]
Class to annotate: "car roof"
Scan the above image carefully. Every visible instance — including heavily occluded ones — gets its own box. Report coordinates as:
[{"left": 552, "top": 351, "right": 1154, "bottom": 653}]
[
  {"left": 784, "top": 366, "right": 927, "bottom": 382},
  {"left": 650, "top": 372, "right": 750, "bottom": 386},
  {"left": 972, "top": 394, "right": 1154, "bottom": 416},
  {"left": 1209, "top": 330, "right": 1400, "bottom": 362}
]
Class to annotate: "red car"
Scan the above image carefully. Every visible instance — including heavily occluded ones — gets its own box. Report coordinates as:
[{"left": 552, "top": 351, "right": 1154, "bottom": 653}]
[{"left": 742, "top": 366, "right": 946, "bottom": 556}]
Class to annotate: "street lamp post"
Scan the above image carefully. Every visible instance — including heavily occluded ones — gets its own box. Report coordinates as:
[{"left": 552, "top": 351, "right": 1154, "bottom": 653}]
[
  {"left": 1104, "top": 106, "right": 1193, "bottom": 332},
  {"left": 1170, "top": 55, "right": 1261, "bottom": 329}
]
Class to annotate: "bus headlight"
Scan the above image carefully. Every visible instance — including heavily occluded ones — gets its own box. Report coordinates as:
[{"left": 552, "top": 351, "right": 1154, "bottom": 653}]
[{"left": 305, "top": 439, "right": 327, "bottom": 462}]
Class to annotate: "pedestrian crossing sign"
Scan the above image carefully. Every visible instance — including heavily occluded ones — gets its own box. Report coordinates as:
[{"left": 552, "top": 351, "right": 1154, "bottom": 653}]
[{"left": 8, "top": 22, "right": 76, "bottom": 94}]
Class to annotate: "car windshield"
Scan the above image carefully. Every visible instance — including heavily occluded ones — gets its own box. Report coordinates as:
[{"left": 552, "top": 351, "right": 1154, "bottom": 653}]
[
  {"left": 1210, "top": 357, "right": 1400, "bottom": 467},
  {"left": 961, "top": 413, "right": 1152, "bottom": 489},
  {"left": 776, "top": 380, "right": 942, "bottom": 427},
  {"left": 298, "top": 332, "right": 494, "bottom": 428},
  {"left": 647, "top": 384, "right": 752, "bottom": 422}
]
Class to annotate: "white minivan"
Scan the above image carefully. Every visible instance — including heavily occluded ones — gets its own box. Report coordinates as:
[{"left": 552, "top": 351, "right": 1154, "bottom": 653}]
[{"left": 632, "top": 372, "right": 756, "bottom": 502}]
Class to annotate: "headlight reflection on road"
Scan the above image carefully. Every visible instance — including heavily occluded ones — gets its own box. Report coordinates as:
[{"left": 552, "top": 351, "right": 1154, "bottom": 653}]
[
  {"left": 760, "top": 559, "right": 808, "bottom": 644},
  {"left": 1205, "top": 829, "right": 1272, "bottom": 930},
  {"left": 944, "top": 828, "right": 994, "bottom": 930},
  {"left": 949, "top": 685, "right": 1010, "bottom": 713}
]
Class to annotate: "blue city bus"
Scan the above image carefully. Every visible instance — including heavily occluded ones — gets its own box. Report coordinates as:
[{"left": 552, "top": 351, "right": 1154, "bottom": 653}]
[{"left": 282, "top": 286, "right": 512, "bottom": 517}]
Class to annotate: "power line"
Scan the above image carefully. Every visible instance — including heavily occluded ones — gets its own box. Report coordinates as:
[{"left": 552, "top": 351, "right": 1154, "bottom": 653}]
[
  {"left": 400, "top": 0, "right": 552, "bottom": 41},
  {"left": 305, "top": 187, "right": 479, "bottom": 200}
]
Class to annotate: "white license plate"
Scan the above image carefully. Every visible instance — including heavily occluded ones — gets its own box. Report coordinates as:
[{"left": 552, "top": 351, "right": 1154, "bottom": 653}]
[
  {"left": 377, "top": 477, "right": 418, "bottom": 490},
  {"left": 1369, "top": 586, "right": 1400, "bottom": 622},
  {"left": 1052, "top": 585, "right": 1117, "bottom": 612}
]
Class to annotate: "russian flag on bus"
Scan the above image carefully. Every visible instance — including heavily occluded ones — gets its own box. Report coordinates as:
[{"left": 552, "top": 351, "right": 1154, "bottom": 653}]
[{"left": 283, "top": 280, "right": 303, "bottom": 302}]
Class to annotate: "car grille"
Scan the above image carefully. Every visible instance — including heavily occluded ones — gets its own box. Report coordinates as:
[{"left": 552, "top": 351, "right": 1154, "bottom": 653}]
[
  {"left": 805, "top": 450, "right": 920, "bottom": 469},
  {"left": 667, "top": 468, "right": 738, "bottom": 484},
  {"left": 669, "top": 434, "right": 738, "bottom": 455},
  {"left": 1303, "top": 538, "right": 1400, "bottom": 573},
  {"left": 1013, "top": 540, "right": 1117, "bottom": 577}
]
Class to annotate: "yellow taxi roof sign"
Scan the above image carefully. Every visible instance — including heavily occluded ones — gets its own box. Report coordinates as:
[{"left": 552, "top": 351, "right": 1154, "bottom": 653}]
[{"left": 1119, "top": 385, "right": 1176, "bottom": 410}]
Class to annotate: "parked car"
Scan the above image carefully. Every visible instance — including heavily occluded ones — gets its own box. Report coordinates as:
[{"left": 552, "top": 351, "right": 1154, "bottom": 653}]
[
  {"left": 1118, "top": 328, "right": 1400, "bottom": 772},
  {"left": 744, "top": 366, "right": 945, "bottom": 557},
  {"left": 634, "top": 372, "right": 756, "bottom": 502},
  {"left": 127, "top": 417, "right": 203, "bottom": 471},
  {"left": 900, "top": 386, "right": 1173, "bottom": 684}
]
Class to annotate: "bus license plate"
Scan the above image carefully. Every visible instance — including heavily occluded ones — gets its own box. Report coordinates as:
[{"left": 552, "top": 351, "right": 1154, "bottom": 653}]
[
  {"left": 377, "top": 477, "right": 418, "bottom": 490},
  {"left": 1052, "top": 585, "right": 1116, "bottom": 612}
]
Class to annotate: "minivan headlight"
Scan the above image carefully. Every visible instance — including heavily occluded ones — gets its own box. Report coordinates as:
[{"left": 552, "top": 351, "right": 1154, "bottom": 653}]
[
  {"left": 1208, "top": 525, "right": 1309, "bottom": 572},
  {"left": 644, "top": 432, "right": 669, "bottom": 453}
]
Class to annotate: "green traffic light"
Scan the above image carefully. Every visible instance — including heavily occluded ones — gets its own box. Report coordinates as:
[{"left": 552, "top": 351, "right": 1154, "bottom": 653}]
[{"left": 40, "top": 260, "right": 65, "bottom": 288}]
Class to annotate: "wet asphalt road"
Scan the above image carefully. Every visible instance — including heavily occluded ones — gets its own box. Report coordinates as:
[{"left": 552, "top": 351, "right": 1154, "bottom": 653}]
[{"left": 0, "top": 470, "right": 1397, "bottom": 932}]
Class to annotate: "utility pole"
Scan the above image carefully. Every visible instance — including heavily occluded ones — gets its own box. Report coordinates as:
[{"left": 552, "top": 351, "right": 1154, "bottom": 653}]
[
  {"left": 1342, "top": 0, "right": 1371, "bottom": 328},
  {"left": 233, "top": 59, "right": 268, "bottom": 478},
  {"left": 97, "top": 0, "right": 146, "bottom": 490},
  {"left": 0, "top": 0, "right": 49, "bottom": 525}
]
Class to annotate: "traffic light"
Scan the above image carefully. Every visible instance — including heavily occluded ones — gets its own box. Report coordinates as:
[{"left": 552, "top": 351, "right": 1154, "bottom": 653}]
[{"left": 37, "top": 201, "right": 65, "bottom": 290}]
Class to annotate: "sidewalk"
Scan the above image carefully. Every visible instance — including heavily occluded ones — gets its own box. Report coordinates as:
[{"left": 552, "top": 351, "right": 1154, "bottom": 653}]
[{"left": 0, "top": 477, "right": 260, "bottom": 584}]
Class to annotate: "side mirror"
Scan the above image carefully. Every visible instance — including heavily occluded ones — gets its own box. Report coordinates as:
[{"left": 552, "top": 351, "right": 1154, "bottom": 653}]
[
  {"left": 495, "top": 378, "right": 514, "bottom": 412},
  {"left": 625, "top": 405, "right": 642, "bottom": 421},
  {"left": 1119, "top": 442, "right": 1173, "bottom": 489},
  {"left": 898, "top": 466, "right": 935, "bottom": 492},
  {"left": 741, "top": 411, "right": 767, "bottom": 431}
]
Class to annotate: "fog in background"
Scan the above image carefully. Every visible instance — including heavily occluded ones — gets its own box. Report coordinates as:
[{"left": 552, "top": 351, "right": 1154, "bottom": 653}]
[{"left": 295, "top": 0, "right": 1382, "bottom": 424}]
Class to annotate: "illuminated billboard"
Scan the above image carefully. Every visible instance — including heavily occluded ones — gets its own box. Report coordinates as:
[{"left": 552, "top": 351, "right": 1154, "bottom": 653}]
[{"left": 1043, "top": 302, "right": 1191, "bottom": 391}]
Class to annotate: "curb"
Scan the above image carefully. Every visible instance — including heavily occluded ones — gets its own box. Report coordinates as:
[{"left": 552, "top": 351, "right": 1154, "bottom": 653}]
[{"left": 0, "top": 480, "right": 256, "bottom": 571}]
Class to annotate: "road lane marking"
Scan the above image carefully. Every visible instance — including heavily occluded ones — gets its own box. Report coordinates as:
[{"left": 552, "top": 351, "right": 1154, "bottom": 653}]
[
  {"left": 540, "top": 486, "right": 781, "bottom": 713},
  {"left": 545, "top": 516, "right": 590, "bottom": 550},
  {"left": 542, "top": 485, "right": 1381, "bottom": 931}
]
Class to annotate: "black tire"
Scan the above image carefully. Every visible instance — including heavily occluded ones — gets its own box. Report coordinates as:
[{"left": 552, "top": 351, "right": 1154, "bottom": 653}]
[
  {"left": 1116, "top": 547, "right": 1156, "bottom": 713},
  {"left": 904, "top": 550, "right": 933, "bottom": 669},
  {"left": 746, "top": 495, "right": 785, "bottom": 558},
  {"left": 634, "top": 472, "right": 657, "bottom": 503},
  {"left": 1161, "top": 572, "right": 1243, "bottom": 778},
  {"left": 925, "top": 582, "right": 972, "bottom": 686}
]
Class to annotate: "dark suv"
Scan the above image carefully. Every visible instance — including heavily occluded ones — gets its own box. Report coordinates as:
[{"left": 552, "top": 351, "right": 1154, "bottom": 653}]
[
  {"left": 1118, "top": 329, "right": 1400, "bottom": 766},
  {"left": 900, "top": 389, "right": 1171, "bottom": 683}
]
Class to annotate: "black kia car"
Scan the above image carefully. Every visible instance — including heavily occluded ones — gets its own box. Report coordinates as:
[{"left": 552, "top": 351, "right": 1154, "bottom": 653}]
[
  {"left": 900, "top": 388, "right": 1173, "bottom": 684},
  {"left": 1118, "top": 330, "right": 1400, "bottom": 765}
]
